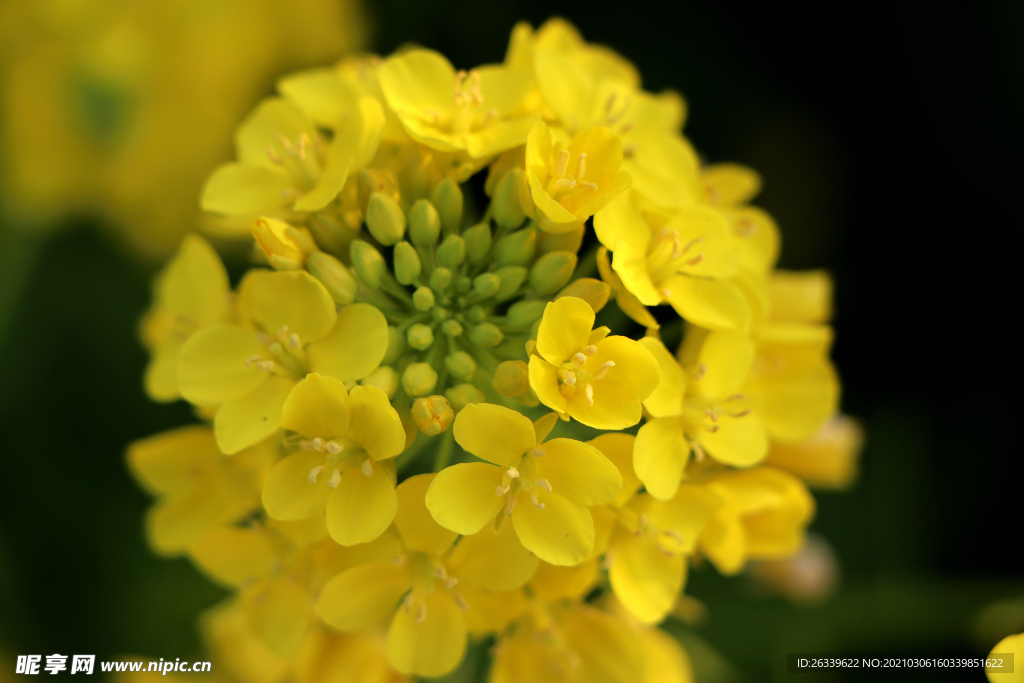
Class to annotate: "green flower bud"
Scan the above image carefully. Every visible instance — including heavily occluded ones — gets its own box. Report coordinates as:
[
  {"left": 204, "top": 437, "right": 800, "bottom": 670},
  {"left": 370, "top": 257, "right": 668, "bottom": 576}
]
[
  {"left": 350, "top": 240, "right": 388, "bottom": 289},
  {"left": 470, "top": 322, "right": 504, "bottom": 348},
  {"left": 383, "top": 326, "right": 406, "bottom": 365},
  {"left": 492, "top": 360, "right": 530, "bottom": 397},
  {"left": 412, "top": 395, "right": 455, "bottom": 435},
  {"left": 437, "top": 234, "right": 466, "bottom": 268},
  {"left": 494, "top": 227, "right": 536, "bottom": 267},
  {"left": 539, "top": 224, "right": 584, "bottom": 254},
  {"left": 444, "top": 351, "right": 476, "bottom": 381},
  {"left": 462, "top": 223, "right": 492, "bottom": 264},
  {"left": 402, "top": 363, "right": 438, "bottom": 397},
  {"left": 393, "top": 241, "right": 422, "bottom": 286},
  {"left": 365, "top": 191, "right": 407, "bottom": 246},
  {"left": 408, "top": 199, "right": 441, "bottom": 246},
  {"left": 360, "top": 366, "right": 399, "bottom": 400},
  {"left": 431, "top": 178, "right": 464, "bottom": 235},
  {"left": 505, "top": 300, "right": 547, "bottom": 330},
  {"left": 412, "top": 286, "right": 435, "bottom": 311},
  {"left": 357, "top": 168, "right": 400, "bottom": 211},
  {"left": 445, "top": 383, "right": 485, "bottom": 412},
  {"left": 492, "top": 168, "right": 526, "bottom": 230},
  {"left": 429, "top": 267, "right": 452, "bottom": 292},
  {"left": 305, "top": 251, "right": 356, "bottom": 305},
  {"left": 493, "top": 266, "right": 527, "bottom": 301},
  {"left": 465, "top": 305, "right": 485, "bottom": 323},
  {"left": 407, "top": 323, "right": 434, "bottom": 350},
  {"left": 530, "top": 251, "right": 578, "bottom": 296},
  {"left": 441, "top": 319, "right": 463, "bottom": 337},
  {"left": 455, "top": 275, "right": 472, "bottom": 293},
  {"left": 473, "top": 272, "right": 501, "bottom": 298}
]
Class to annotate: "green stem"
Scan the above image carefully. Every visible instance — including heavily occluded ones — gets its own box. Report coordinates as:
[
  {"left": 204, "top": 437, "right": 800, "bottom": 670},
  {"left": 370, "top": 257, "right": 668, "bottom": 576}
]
[{"left": 432, "top": 430, "right": 455, "bottom": 471}]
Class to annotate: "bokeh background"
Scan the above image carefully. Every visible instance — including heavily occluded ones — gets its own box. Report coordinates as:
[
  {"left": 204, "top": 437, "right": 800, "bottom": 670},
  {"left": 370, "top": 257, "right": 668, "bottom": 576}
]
[{"left": 1, "top": 1, "right": 1021, "bottom": 681}]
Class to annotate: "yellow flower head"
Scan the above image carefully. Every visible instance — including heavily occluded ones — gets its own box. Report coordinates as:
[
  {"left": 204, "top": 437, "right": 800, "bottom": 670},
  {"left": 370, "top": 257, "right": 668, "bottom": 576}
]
[
  {"left": 426, "top": 404, "right": 622, "bottom": 566},
  {"left": 766, "top": 415, "right": 863, "bottom": 489},
  {"left": 528, "top": 296, "right": 659, "bottom": 429},
  {"left": 521, "top": 120, "right": 631, "bottom": 233}
]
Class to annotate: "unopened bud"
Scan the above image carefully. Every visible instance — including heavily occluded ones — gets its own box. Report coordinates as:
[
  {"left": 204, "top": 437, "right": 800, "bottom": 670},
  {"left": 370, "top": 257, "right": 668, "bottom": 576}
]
[
  {"left": 358, "top": 169, "right": 401, "bottom": 210},
  {"left": 411, "top": 395, "right": 455, "bottom": 435},
  {"left": 350, "top": 240, "right": 388, "bottom": 289},
  {"left": 445, "top": 383, "right": 484, "bottom": 412},
  {"left": 402, "top": 363, "right": 438, "bottom": 397},
  {"left": 494, "top": 227, "right": 536, "bottom": 268},
  {"left": 462, "top": 223, "right": 492, "bottom": 264},
  {"left": 505, "top": 300, "right": 547, "bottom": 330},
  {"left": 429, "top": 267, "right": 452, "bottom": 292},
  {"left": 441, "top": 319, "right": 463, "bottom": 337},
  {"left": 252, "top": 217, "right": 314, "bottom": 270},
  {"left": 407, "top": 323, "right": 435, "bottom": 350},
  {"left": 393, "top": 241, "right": 422, "bottom": 285},
  {"left": 465, "top": 305, "right": 485, "bottom": 323},
  {"left": 412, "top": 286, "right": 435, "bottom": 311},
  {"left": 455, "top": 275, "right": 472, "bottom": 293},
  {"left": 557, "top": 278, "right": 611, "bottom": 313},
  {"left": 306, "top": 251, "right": 356, "bottom": 305},
  {"left": 530, "top": 251, "right": 577, "bottom": 296},
  {"left": 492, "top": 168, "right": 526, "bottom": 230},
  {"left": 360, "top": 366, "right": 399, "bottom": 399},
  {"left": 437, "top": 235, "right": 466, "bottom": 268},
  {"left": 539, "top": 224, "right": 584, "bottom": 254},
  {"left": 409, "top": 199, "right": 441, "bottom": 246},
  {"left": 366, "top": 192, "right": 406, "bottom": 246},
  {"left": 492, "top": 360, "right": 530, "bottom": 397},
  {"left": 493, "top": 266, "right": 527, "bottom": 301},
  {"left": 382, "top": 326, "right": 406, "bottom": 365},
  {"left": 444, "top": 351, "right": 476, "bottom": 381},
  {"left": 473, "top": 273, "right": 501, "bottom": 299},
  {"left": 470, "top": 322, "right": 504, "bottom": 348},
  {"left": 431, "top": 178, "right": 464, "bottom": 235}
]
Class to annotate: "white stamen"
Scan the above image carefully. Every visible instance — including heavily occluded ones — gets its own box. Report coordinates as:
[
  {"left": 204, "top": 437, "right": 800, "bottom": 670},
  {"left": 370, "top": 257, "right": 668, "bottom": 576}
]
[
  {"left": 288, "top": 333, "right": 301, "bottom": 350},
  {"left": 327, "top": 468, "right": 342, "bottom": 488},
  {"left": 529, "top": 447, "right": 546, "bottom": 458},
  {"left": 506, "top": 466, "right": 520, "bottom": 479},
  {"left": 504, "top": 496, "right": 517, "bottom": 514},
  {"left": 572, "top": 352, "right": 587, "bottom": 368},
  {"left": 307, "top": 465, "right": 325, "bottom": 483},
  {"left": 530, "top": 492, "right": 545, "bottom": 509},
  {"left": 296, "top": 133, "right": 310, "bottom": 160},
  {"left": 495, "top": 484, "right": 511, "bottom": 496},
  {"left": 579, "top": 181, "right": 598, "bottom": 191},
  {"left": 564, "top": 371, "right": 577, "bottom": 387},
  {"left": 266, "top": 146, "right": 282, "bottom": 164},
  {"left": 445, "top": 576, "right": 459, "bottom": 588},
  {"left": 415, "top": 604, "right": 427, "bottom": 623},
  {"left": 312, "top": 437, "right": 326, "bottom": 452},
  {"left": 551, "top": 178, "right": 575, "bottom": 191},
  {"left": 576, "top": 153, "right": 587, "bottom": 179},
  {"left": 433, "top": 566, "right": 448, "bottom": 580},
  {"left": 300, "top": 440, "right": 314, "bottom": 451},
  {"left": 693, "top": 363, "right": 708, "bottom": 381},
  {"left": 581, "top": 345, "right": 597, "bottom": 356},
  {"left": 592, "top": 360, "right": 615, "bottom": 381},
  {"left": 536, "top": 478, "right": 552, "bottom": 492},
  {"left": 325, "top": 441, "right": 344, "bottom": 455},
  {"left": 452, "top": 591, "right": 468, "bottom": 611},
  {"left": 361, "top": 459, "right": 374, "bottom": 477},
  {"left": 584, "top": 383, "right": 594, "bottom": 406},
  {"left": 553, "top": 149, "right": 569, "bottom": 178}
]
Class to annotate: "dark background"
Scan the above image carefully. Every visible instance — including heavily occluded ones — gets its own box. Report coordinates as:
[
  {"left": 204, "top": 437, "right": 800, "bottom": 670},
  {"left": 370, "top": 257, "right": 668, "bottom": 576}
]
[{"left": 1, "top": 1, "right": 1021, "bottom": 681}]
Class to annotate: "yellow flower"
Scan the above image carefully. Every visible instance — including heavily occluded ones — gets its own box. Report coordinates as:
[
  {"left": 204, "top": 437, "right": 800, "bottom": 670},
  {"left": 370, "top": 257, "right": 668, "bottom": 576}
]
[
  {"left": 177, "top": 270, "right": 388, "bottom": 454},
  {"left": 261, "top": 373, "right": 405, "bottom": 546},
  {"left": 697, "top": 466, "right": 815, "bottom": 574},
  {"left": 987, "top": 633, "right": 1024, "bottom": 683},
  {"left": 765, "top": 415, "right": 863, "bottom": 489},
  {"left": 528, "top": 296, "right": 659, "bottom": 429},
  {"left": 701, "top": 163, "right": 780, "bottom": 277},
  {"left": 634, "top": 334, "right": 769, "bottom": 499},
  {"left": 377, "top": 49, "right": 537, "bottom": 159},
  {"left": 520, "top": 120, "right": 631, "bottom": 233},
  {"left": 127, "top": 426, "right": 274, "bottom": 555},
  {"left": 316, "top": 474, "right": 537, "bottom": 678},
  {"left": 426, "top": 404, "right": 622, "bottom": 565},
  {"left": 140, "top": 235, "right": 230, "bottom": 402}
]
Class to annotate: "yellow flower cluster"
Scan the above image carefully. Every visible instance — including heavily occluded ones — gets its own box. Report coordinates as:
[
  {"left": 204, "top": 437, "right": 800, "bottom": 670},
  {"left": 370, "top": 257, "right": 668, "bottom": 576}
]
[{"left": 130, "top": 18, "right": 862, "bottom": 681}]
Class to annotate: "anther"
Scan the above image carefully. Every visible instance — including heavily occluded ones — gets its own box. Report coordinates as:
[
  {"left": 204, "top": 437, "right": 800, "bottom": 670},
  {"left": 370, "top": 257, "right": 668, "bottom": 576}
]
[
  {"left": 579, "top": 182, "right": 598, "bottom": 191},
  {"left": 536, "top": 478, "right": 552, "bottom": 492},
  {"left": 705, "top": 409, "right": 719, "bottom": 423},
  {"left": 266, "top": 146, "right": 282, "bottom": 164},
  {"left": 288, "top": 333, "right": 301, "bottom": 350},
  {"left": 361, "top": 459, "right": 374, "bottom": 477},
  {"left": 300, "top": 440, "right": 314, "bottom": 451},
  {"left": 328, "top": 468, "right": 342, "bottom": 488},
  {"left": 619, "top": 122, "right": 634, "bottom": 135},
  {"left": 325, "top": 441, "right": 344, "bottom": 455},
  {"left": 693, "top": 363, "right": 708, "bottom": 380},
  {"left": 727, "top": 408, "right": 751, "bottom": 417},
  {"left": 692, "top": 442, "right": 706, "bottom": 461},
  {"left": 504, "top": 495, "right": 517, "bottom": 514},
  {"left": 495, "top": 484, "right": 511, "bottom": 496},
  {"left": 664, "top": 529, "right": 684, "bottom": 544},
  {"left": 605, "top": 92, "right": 617, "bottom": 113},
  {"left": 736, "top": 218, "right": 755, "bottom": 236},
  {"left": 584, "top": 383, "right": 594, "bottom": 406},
  {"left": 307, "top": 465, "right": 325, "bottom": 483},
  {"left": 553, "top": 149, "right": 569, "bottom": 178},
  {"left": 576, "top": 153, "right": 587, "bottom": 179},
  {"left": 592, "top": 360, "right": 615, "bottom": 381},
  {"left": 415, "top": 604, "right": 427, "bottom": 624},
  {"left": 564, "top": 371, "right": 577, "bottom": 387},
  {"left": 681, "top": 252, "right": 705, "bottom": 266},
  {"left": 445, "top": 576, "right": 459, "bottom": 588},
  {"left": 255, "top": 333, "right": 273, "bottom": 345},
  {"left": 530, "top": 492, "right": 545, "bottom": 509},
  {"left": 581, "top": 345, "right": 597, "bottom": 356},
  {"left": 506, "top": 466, "right": 520, "bottom": 479},
  {"left": 551, "top": 178, "right": 576, "bottom": 191},
  {"left": 275, "top": 133, "right": 293, "bottom": 151},
  {"left": 529, "top": 447, "right": 546, "bottom": 458},
  {"left": 433, "top": 566, "right": 448, "bottom": 580},
  {"left": 244, "top": 355, "right": 263, "bottom": 368},
  {"left": 312, "top": 437, "right": 326, "bottom": 452},
  {"left": 572, "top": 352, "right": 588, "bottom": 368}
]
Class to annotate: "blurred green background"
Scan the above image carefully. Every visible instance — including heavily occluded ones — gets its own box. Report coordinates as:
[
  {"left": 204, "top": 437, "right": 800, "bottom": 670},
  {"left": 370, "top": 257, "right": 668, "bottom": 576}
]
[{"left": 1, "top": 1, "right": 1022, "bottom": 681}]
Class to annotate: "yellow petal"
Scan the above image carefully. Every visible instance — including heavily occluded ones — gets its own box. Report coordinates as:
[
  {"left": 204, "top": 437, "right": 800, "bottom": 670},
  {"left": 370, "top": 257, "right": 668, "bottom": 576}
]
[
  {"left": 317, "top": 560, "right": 412, "bottom": 631},
  {"left": 703, "top": 163, "right": 761, "bottom": 206},
  {"left": 608, "top": 529, "right": 684, "bottom": 623},
  {"left": 201, "top": 162, "right": 291, "bottom": 216},
  {"left": 425, "top": 462, "right": 505, "bottom": 535},
  {"left": 144, "top": 336, "right": 185, "bottom": 402},
  {"left": 649, "top": 485, "right": 725, "bottom": 554},
  {"left": 187, "top": 527, "right": 277, "bottom": 587},
  {"left": 214, "top": 375, "right": 294, "bottom": 454},
  {"left": 387, "top": 589, "right": 467, "bottom": 678},
  {"left": 589, "top": 433, "right": 643, "bottom": 507},
  {"left": 347, "top": 385, "right": 406, "bottom": 461},
  {"left": 446, "top": 517, "right": 538, "bottom": 590},
  {"left": 536, "top": 438, "right": 622, "bottom": 506},
  {"left": 637, "top": 623, "right": 694, "bottom": 683},
  {"left": 177, "top": 324, "right": 269, "bottom": 405},
  {"left": 663, "top": 275, "right": 751, "bottom": 331},
  {"left": 236, "top": 98, "right": 318, "bottom": 167},
  {"left": 277, "top": 68, "right": 358, "bottom": 124},
  {"left": 158, "top": 234, "right": 230, "bottom": 325},
  {"left": 307, "top": 303, "right": 390, "bottom": 382},
  {"left": 765, "top": 415, "right": 863, "bottom": 489},
  {"left": 530, "top": 559, "right": 599, "bottom": 601},
  {"left": 203, "top": 600, "right": 289, "bottom": 683},
  {"left": 378, "top": 49, "right": 456, "bottom": 125},
  {"left": 460, "top": 586, "right": 529, "bottom": 636},
  {"left": 560, "top": 604, "right": 645, "bottom": 683},
  {"left": 692, "top": 330, "right": 754, "bottom": 400},
  {"left": 326, "top": 461, "right": 398, "bottom": 545},
  {"left": 238, "top": 270, "right": 336, "bottom": 344},
  {"left": 394, "top": 474, "right": 458, "bottom": 556},
  {"left": 699, "top": 413, "right": 768, "bottom": 467},
  {"left": 147, "top": 486, "right": 254, "bottom": 555},
  {"left": 536, "top": 296, "right": 595, "bottom": 364},
  {"left": 529, "top": 356, "right": 568, "bottom": 416},
  {"left": 664, "top": 207, "right": 740, "bottom": 279},
  {"left": 242, "top": 575, "right": 312, "bottom": 658},
  {"left": 567, "top": 336, "right": 658, "bottom": 430},
  {"left": 127, "top": 425, "right": 220, "bottom": 495},
  {"left": 768, "top": 270, "right": 833, "bottom": 323},
  {"left": 634, "top": 417, "right": 688, "bottom": 501},
  {"left": 511, "top": 492, "right": 593, "bottom": 566},
  {"left": 638, "top": 337, "right": 686, "bottom": 418},
  {"left": 986, "top": 633, "right": 1024, "bottom": 683},
  {"left": 452, "top": 403, "right": 536, "bottom": 466},
  {"left": 262, "top": 451, "right": 332, "bottom": 521},
  {"left": 280, "top": 373, "right": 350, "bottom": 439}
]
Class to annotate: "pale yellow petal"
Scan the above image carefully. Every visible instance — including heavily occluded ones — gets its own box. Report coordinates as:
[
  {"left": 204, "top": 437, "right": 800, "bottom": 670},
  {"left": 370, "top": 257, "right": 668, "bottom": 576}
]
[
  {"left": 536, "top": 296, "right": 595, "bottom": 364},
  {"left": 425, "top": 462, "right": 505, "bottom": 535},
  {"left": 387, "top": 589, "right": 466, "bottom": 678},
  {"left": 317, "top": 560, "right": 412, "bottom": 631},
  {"left": 638, "top": 337, "right": 686, "bottom": 418},
  {"left": 512, "top": 492, "right": 593, "bottom": 566},
  {"left": 394, "top": 474, "right": 458, "bottom": 556},
  {"left": 280, "top": 373, "right": 350, "bottom": 439},
  {"left": 588, "top": 433, "right": 643, "bottom": 507},
  {"left": 446, "top": 517, "right": 538, "bottom": 590},
  {"left": 306, "top": 303, "right": 390, "bottom": 382},
  {"left": 608, "top": 530, "right": 684, "bottom": 623},
  {"left": 326, "top": 462, "right": 398, "bottom": 545},
  {"left": 262, "top": 451, "right": 332, "bottom": 521},
  {"left": 214, "top": 376, "right": 294, "bottom": 454},
  {"left": 536, "top": 438, "right": 622, "bottom": 506},
  {"left": 238, "top": 270, "right": 337, "bottom": 343},
  {"left": 177, "top": 324, "right": 269, "bottom": 405},
  {"left": 347, "top": 385, "right": 406, "bottom": 461},
  {"left": 452, "top": 403, "right": 536, "bottom": 466},
  {"left": 634, "top": 417, "right": 688, "bottom": 501}
]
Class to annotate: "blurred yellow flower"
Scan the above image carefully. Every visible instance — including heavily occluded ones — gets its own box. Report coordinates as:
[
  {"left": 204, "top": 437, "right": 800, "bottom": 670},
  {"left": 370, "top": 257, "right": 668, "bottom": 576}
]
[{"left": 987, "top": 632, "right": 1024, "bottom": 683}]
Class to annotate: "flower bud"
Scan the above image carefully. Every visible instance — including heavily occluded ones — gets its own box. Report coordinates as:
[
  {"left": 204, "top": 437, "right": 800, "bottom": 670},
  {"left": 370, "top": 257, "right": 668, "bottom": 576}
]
[
  {"left": 349, "top": 240, "right": 388, "bottom": 289},
  {"left": 493, "top": 266, "right": 527, "bottom": 301},
  {"left": 437, "top": 234, "right": 466, "bottom": 268},
  {"left": 473, "top": 272, "right": 501, "bottom": 299},
  {"left": 358, "top": 168, "right": 400, "bottom": 211},
  {"left": 412, "top": 395, "right": 455, "bottom": 436},
  {"left": 445, "top": 383, "right": 484, "bottom": 412},
  {"left": 444, "top": 351, "right": 476, "bottom": 381},
  {"left": 492, "top": 360, "right": 530, "bottom": 397},
  {"left": 366, "top": 191, "right": 407, "bottom": 246},
  {"left": 530, "top": 251, "right": 577, "bottom": 295},
  {"left": 462, "top": 223, "right": 492, "bottom": 264},
  {"left": 431, "top": 178, "right": 464, "bottom": 235},
  {"left": 393, "top": 241, "right": 422, "bottom": 285},
  {"left": 407, "top": 323, "right": 434, "bottom": 350},
  {"left": 441, "top": 319, "right": 463, "bottom": 337},
  {"left": 557, "top": 277, "right": 611, "bottom": 313},
  {"left": 429, "top": 267, "right": 452, "bottom": 292},
  {"left": 465, "top": 305, "right": 485, "bottom": 323},
  {"left": 252, "top": 217, "right": 314, "bottom": 270},
  {"left": 492, "top": 168, "right": 526, "bottom": 230},
  {"left": 402, "top": 363, "right": 438, "bottom": 396},
  {"left": 360, "top": 366, "right": 399, "bottom": 400},
  {"left": 494, "top": 227, "right": 536, "bottom": 267},
  {"left": 469, "top": 322, "right": 504, "bottom": 348},
  {"left": 505, "top": 300, "right": 547, "bottom": 330},
  {"left": 305, "top": 251, "right": 357, "bottom": 305},
  {"left": 539, "top": 224, "right": 584, "bottom": 254},
  {"left": 409, "top": 199, "right": 441, "bottom": 246},
  {"left": 412, "top": 286, "right": 435, "bottom": 311},
  {"left": 383, "top": 326, "right": 406, "bottom": 365},
  {"left": 455, "top": 275, "right": 472, "bottom": 293}
]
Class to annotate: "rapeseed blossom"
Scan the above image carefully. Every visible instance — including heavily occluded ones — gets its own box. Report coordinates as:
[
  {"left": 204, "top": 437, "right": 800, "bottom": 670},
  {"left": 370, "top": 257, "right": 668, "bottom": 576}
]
[{"left": 128, "top": 17, "right": 853, "bottom": 681}]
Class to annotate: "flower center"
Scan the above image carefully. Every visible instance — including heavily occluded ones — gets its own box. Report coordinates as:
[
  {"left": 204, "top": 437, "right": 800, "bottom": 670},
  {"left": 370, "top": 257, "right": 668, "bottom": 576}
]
[
  {"left": 494, "top": 454, "right": 552, "bottom": 512},
  {"left": 556, "top": 344, "right": 614, "bottom": 406},
  {"left": 265, "top": 131, "right": 323, "bottom": 195},
  {"left": 545, "top": 149, "right": 599, "bottom": 210},
  {"left": 647, "top": 228, "right": 705, "bottom": 284}
]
